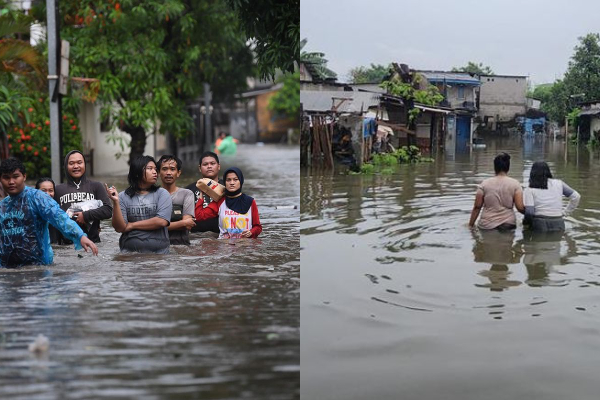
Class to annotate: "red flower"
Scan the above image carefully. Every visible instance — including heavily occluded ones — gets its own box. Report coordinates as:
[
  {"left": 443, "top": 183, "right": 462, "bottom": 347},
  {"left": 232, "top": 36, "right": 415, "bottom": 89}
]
[
  {"left": 17, "top": 138, "right": 21, "bottom": 143},
  {"left": 63, "top": 115, "right": 67, "bottom": 120},
  {"left": 71, "top": 125, "right": 77, "bottom": 130},
  {"left": 30, "top": 123, "right": 36, "bottom": 128},
  {"left": 13, "top": 127, "right": 17, "bottom": 132},
  {"left": 39, "top": 98, "right": 43, "bottom": 102},
  {"left": 27, "top": 145, "right": 33, "bottom": 151},
  {"left": 7, "top": 135, "right": 10, "bottom": 139},
  {"left": 37, "top": 127, "right": 42, "bottom": 131},
  {"left": 8, "top": 144, "right": 12, "bottom": 149},
  {"left": 115, "top": 3, "right": 120, "bottom": 10},
  {"left": 28, "top": 107, "right": 33, "bottom": 113},
  {"left": 69, "top": 119, "right": 74, "bottom": 124},
  {"left": 19, "top": 129, "right": 24, "bottom": 134},
  {"left": 20, "top": 144, "right": 25, "bottom": 151},
  {"left": 34, "top": 151, "right": 39, "bottom": 156},
  {"left": 45, "top": 120, "right": 50, "bottom": 125},
  {"left": 25, "top": 135, "right": 31, "bottom": 140},
  {"left": 43, "top": 146, "right": 47, "bottom": 151}
]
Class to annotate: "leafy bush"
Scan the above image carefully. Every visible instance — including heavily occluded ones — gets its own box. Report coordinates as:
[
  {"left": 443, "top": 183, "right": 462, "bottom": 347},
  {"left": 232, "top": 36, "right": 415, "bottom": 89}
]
[
  {"left": 360, "top": 163, "right": 375, "bottom": 174},
  {"left": 7, "top": 91, "right": 82, "bottom": 177},
  {"left": 372, "top": 153, "right": 397, "bottom": 166},
  {"left": 353, "top": 145, "right": 433, "bottom": 175}
]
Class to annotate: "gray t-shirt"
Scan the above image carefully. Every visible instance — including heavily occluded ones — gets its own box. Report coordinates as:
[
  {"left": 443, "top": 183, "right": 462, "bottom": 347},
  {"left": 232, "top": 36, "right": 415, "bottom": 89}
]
[
  {"left": 118, "top": 188, "right": 172, "bottom": 253},
  {"left": 168, "top": 187, "right": 195, "bottom": 245}
]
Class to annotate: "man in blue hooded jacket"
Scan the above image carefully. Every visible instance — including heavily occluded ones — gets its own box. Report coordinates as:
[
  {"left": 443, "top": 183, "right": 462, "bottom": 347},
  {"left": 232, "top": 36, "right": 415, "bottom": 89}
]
[{"left": 0, "top": 158, "right": 98, "bottom": 267}]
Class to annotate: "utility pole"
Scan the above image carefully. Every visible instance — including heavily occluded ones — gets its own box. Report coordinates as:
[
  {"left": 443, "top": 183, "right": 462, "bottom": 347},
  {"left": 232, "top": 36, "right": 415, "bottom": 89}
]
[
  {"left": 46, "top": 0, "right": 62, "bottom": 183},
  {"left": 203, "top": 83, "right": 212, "bottom": 152}
]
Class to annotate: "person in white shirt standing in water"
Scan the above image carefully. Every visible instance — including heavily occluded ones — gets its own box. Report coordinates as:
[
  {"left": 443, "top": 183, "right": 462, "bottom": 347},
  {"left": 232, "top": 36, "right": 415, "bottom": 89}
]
[{"left": 523, "top": 161, "right": 580, "bottom": 232}]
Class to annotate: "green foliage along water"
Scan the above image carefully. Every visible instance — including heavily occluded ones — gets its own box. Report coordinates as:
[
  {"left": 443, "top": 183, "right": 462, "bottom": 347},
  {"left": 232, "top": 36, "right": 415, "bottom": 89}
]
[{"left": 355, "top": 146, "right": 434, "bottom": 175}]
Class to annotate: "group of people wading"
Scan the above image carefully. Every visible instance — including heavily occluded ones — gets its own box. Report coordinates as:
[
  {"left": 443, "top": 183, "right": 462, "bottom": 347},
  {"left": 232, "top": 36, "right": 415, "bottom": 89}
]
[
  {"left": 0, "top": 150, "right": 261, "bottom": 268},
  {"left": 469, "top": 152, "right": 580, "bottom": 233}
]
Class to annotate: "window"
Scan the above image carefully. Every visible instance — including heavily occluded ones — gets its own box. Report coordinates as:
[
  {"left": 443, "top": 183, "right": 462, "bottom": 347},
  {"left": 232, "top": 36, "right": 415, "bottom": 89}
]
[{"left": 457, "top": 86, "right": 465, "bottom": 99}]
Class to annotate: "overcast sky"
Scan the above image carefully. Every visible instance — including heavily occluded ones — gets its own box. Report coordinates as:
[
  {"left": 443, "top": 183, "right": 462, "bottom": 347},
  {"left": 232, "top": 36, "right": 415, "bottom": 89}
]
[{"left": 300, "top": 0, "right": 600, "bottom": 86}]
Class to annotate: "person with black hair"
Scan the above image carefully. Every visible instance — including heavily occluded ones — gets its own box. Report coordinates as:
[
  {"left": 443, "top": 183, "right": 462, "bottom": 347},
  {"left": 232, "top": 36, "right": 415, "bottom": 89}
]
[
  {"left": 157, "top": 154, "right": 195, "bottom": 245},
  {"left": 105, "top": 155, "right": 172, "bottom": 253},
  {"left": 185, "top": 151, "right": 222, "bottom": 233},
  {"left": 523, "top": 161, "right": 580, "bottom": 232},
  {"left": 35, "top": 177, "right": 59, "bottom": 244},
  {"left": 469, "top": 152, "right": 525, "bottom": 230},
  {"left": 54, "top": 150, "right": 113, "bottom": 244},
  {"left": 195, "top": 167, "right": 262, "bottom": 239},
  {"left": 0, "top": 158, "right": 98, "bottom": 267}
]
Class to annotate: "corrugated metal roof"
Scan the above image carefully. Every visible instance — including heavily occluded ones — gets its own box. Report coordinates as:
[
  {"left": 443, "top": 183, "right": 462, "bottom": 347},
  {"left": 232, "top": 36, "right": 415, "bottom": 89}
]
[
  {"left": 417, "top": 71, "right": 480, "bottom": 86},
  {"left": 300, "top": 90, "right": 382, "bottom": 113},
  {"left": 579, "top": 108, "right": 600, "bottom": 116}
]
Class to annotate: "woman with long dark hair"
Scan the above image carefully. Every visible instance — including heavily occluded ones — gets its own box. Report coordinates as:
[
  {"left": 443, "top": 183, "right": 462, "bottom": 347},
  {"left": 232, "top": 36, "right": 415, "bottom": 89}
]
[
  {"left": 523, "top": 161, "right": 580, "bottom": 232},
  {"left": 105, "top": 155, "right": 172, "bottom": 253},
  {"left": 469, "top": 152, "right": 525, "bottom": 230}
]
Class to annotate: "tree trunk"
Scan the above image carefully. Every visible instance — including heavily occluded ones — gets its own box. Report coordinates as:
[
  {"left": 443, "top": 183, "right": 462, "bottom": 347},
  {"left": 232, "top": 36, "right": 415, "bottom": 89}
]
[{"left": 123, "top": 124, "right": 147, "bottom": 165}]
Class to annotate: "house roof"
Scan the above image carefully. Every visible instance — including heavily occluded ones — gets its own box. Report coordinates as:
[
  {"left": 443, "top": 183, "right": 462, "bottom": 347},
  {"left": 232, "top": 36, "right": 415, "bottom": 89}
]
[
  {"left": 579, "top": 108, "right": 600, "bottom": 116},
  {"left": 417, "top": 71, "right": 481, "bottom": 86},
  {"left": 300, "top": 90, "right": 382, "bottom": 113},
  {"left": 480, "top": 74, "right": 528, "bottom": 79}
]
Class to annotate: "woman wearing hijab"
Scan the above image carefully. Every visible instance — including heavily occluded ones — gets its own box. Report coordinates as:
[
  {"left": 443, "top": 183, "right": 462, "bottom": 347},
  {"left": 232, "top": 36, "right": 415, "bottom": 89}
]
[{"left": 194, "top": 167, "right": 262, "bottom": 239}]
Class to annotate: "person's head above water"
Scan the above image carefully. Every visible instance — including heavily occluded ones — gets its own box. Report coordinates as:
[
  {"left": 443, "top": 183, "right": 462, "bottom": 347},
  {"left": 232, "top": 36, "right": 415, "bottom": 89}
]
[
  {"left": 36, "top": 177, "right": 56, "bottom": 197},
  {"left": 223, "top": 167, "right": 244, "bottom": 196},
  {"left": 0, "top": 157, "right": 27, "bottom": 197},
  {"left": 494, "top": 152, "right": 511, "bottom": 174},
  {"left": 125, "top": 155, "right": 159, "bottom": 197},
  {"left": 65, "top": 150, "right": 86, "bottom": 182},
  {"left": 529, "top": 161, "right": 553, "bottom": 189},
  {"left": 157, "top": 154, "right": 183, "bottom": 187},
  {"left": 199, "top": 151, "right": 220, "bottom": 180}
]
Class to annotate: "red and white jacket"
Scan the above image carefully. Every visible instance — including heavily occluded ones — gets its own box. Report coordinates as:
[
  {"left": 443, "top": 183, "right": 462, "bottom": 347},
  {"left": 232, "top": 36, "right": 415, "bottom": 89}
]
[{"left": 195, "top": 196, "right": 262, "bottom": 238}]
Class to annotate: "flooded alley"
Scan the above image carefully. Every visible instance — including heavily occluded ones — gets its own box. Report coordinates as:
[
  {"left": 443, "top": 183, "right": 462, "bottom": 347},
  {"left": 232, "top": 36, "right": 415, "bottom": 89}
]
[
  {"left": 301, "top": 136, "right": 600, "bottom": 400},
  {"left": 0, "top": 144, "right": 299, "bottom": 399}
]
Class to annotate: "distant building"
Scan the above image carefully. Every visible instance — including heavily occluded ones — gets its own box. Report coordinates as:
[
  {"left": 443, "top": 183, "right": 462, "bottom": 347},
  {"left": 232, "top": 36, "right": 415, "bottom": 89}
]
[
  {"left": 478, "top": 74, "right": 528, "bottom": 131},
  {"left": 416, "top": 71, "right": 480, "bottom": 153},
  {"left": 576, "top": 100, "right": 600, "bottom": 143}
]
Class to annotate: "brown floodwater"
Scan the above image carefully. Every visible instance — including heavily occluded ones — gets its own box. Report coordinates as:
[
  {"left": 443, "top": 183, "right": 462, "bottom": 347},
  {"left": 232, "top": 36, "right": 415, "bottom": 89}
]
[
  {"left": 0, "top": 144, "right": 299, "bottom": 399},
  {"left": 301, "top": 136, "right": 600, "bottom": 400}
]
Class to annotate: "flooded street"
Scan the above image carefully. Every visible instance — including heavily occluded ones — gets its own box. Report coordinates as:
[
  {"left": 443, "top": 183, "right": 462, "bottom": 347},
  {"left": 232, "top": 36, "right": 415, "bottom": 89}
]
[
  {"left": 301, "top": 136, "right": 600, "bottom": 400},
  {"left": 0, "top": 144, "right": 299, "bottom": 399}
]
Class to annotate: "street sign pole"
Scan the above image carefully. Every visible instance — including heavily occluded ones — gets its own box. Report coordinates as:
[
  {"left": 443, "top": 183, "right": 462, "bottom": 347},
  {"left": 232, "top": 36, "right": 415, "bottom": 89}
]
[{"left": 46, "top": 0, "right": 62, "bottom": 183}]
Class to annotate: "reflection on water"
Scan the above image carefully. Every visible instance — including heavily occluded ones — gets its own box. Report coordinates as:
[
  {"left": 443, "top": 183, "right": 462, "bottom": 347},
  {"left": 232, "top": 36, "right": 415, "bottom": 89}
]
[
  {"left": 302, "top": 136, "right": 600, "bottom": 400},
  {"left": 0, "top": 144, "right": 299, "bottom": 399}
]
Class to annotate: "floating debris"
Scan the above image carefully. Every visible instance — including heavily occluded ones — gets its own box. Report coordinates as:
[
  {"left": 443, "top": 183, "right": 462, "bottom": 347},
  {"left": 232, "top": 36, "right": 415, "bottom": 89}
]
[{"left": 28, "top": 334, "right": 49, "bottom": 353}]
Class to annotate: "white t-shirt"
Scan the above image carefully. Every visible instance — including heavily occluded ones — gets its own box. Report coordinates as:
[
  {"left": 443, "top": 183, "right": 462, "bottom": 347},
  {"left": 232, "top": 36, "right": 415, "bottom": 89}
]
[{"left": 523, "top": 178, "right": 580, "bottom": 217}]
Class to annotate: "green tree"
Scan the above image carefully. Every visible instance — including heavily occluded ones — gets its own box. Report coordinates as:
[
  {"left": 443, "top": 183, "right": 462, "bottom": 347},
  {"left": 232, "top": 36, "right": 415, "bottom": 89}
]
[
  {"left": 562, "top": 33, "right": 600, "bottom": 105},
  {"left": 268, "top": 71, "right": 299, "bottom": 120},
  {"left": 32, "top": 0, "right": 254, "bottom": 163},
  {"left": 226, "top": 0, "right": 299, "bottom": 80},
  {"left": 300, "top": 38, "right": 337, "bottom": 80},
  {"left": 451, "top": 61, "right": 493, "bottom": 75},
  {"left": 534, "top": 34, "right": 600, "bottom": 126},
  {"left": 348, "top": 63, "right": 390, "bottom": 84},
  {"left": 380, "top": 74, "right": 443, "bottom": 124},
  {"left": 0, "top": 2, "right": 46, "bottom": 159}
]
